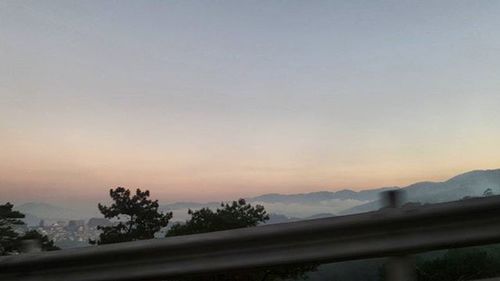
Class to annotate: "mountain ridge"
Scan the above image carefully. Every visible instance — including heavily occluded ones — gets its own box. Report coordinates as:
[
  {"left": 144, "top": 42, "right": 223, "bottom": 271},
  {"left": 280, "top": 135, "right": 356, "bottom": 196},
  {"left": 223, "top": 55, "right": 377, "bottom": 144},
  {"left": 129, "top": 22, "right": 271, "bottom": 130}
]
[
  {"left": 340, "top": 168, "right": 500, "bottom": 214},
  {"left": 11, "top": 169, "right": 500, "bottom": 223}
]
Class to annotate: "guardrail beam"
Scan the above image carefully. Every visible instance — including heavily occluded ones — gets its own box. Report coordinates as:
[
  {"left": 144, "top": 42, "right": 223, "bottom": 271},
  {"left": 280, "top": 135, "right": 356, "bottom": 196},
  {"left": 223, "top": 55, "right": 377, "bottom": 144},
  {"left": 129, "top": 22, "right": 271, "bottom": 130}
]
[{"left": 2, "top": 195, "right": 500, "bottom": 281}]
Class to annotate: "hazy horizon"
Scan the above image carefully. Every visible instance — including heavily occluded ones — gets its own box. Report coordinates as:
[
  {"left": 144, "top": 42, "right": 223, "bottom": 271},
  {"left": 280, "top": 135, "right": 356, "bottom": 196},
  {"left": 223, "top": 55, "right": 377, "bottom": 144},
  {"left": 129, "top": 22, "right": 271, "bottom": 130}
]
[
  {"left": 2, "top": 1, "right": 500, "bottom": 204},
  {"left": 6, "top": 168, "right": 499, "bottom": 208}
]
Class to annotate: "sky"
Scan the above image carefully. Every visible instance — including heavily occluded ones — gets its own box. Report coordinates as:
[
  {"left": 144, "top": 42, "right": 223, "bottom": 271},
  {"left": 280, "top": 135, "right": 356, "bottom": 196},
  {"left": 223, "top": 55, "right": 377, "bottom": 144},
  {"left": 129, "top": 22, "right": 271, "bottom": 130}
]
[{"left": 1, "top": 0, "right": 500, "bottom": 205}]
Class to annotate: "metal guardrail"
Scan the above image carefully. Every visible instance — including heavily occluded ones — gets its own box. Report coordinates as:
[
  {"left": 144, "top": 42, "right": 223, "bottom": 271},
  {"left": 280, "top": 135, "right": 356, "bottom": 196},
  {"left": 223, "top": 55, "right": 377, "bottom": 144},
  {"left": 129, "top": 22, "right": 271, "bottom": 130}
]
[{"left": 2, "top": 194, "right": 500, "bottom": 281}]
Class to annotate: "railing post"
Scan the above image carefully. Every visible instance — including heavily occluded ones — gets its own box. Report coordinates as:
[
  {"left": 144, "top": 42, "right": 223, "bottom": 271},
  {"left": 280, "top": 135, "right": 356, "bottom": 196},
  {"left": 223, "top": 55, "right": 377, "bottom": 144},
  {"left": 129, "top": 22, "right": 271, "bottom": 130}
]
[{"left": 383, "top": 190, "right": 415, "bottom": 281}]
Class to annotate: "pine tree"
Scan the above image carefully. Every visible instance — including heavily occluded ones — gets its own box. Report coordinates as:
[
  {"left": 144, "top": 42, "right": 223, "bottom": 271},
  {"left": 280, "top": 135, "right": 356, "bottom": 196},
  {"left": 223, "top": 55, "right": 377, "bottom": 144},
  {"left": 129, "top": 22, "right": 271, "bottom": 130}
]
[
  {"left": 167, "top": 199, "right": 316, "bottom": 281},
  {"left": 0, "top": 202, "right": 59, "bottom": 255},
  {"left": 91, "top": 187, "right": 172, "bottom": 245},
  {"left": 0, "top": 202, "right": 25, "bottom": 255}
]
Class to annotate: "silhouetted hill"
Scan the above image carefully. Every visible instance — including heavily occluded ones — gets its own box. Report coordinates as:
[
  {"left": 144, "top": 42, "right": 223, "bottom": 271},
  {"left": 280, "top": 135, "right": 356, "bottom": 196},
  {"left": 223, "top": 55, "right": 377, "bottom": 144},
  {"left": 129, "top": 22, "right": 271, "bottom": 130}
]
[
  {"left": 161, "top": 169, "right": 500, "bottom": 218},
  {"left": 341, "top": 169, "right": 500, "bottom": 215},
  {"left": 162, "top": 188, "right": 394, "bottom": 219},
  {"left": 264, "top": 213, "right": 334, "bottom": 225},
  {"left": 251, "top": 187, "right": 395, "bottom": 204},
  {"left": 15, "top": 169, "right": 500, "bottom": 222},
  {"left": 265, "top": 213, "right": 296, "bottom": 224},
  {"left": 162, "top": 201, "right": 220, "bottom": 210},
  {"left": 14, "top": 202, "right": 95, "bottom": 221},
  {"left": 21, "top": 212, "right": 43, "bottom": 226}
]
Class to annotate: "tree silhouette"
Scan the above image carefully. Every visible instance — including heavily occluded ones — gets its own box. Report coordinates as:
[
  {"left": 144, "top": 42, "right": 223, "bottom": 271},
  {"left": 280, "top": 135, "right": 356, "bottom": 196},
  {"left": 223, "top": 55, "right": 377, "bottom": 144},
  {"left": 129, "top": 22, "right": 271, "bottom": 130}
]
[
  {"left": 416, "top": 247, "right": 500, "bottom": 281},
  {"left": 167, "top": 199, "right": 268, "bottom": 236},
  {"left": 1, "top": 202, "right": 59, "bottom": 255},
  {"left": 167, "top": 199, "right": 317, "bottom": 281},
  {"left": 0, "top": 202, "right": 25, "bottom": 255},
  {"left": 20, "top": 230, "right": 59, "bottom": 251},
  {"left": 91, "top": 187, "right": 172, "bottom": 245}
]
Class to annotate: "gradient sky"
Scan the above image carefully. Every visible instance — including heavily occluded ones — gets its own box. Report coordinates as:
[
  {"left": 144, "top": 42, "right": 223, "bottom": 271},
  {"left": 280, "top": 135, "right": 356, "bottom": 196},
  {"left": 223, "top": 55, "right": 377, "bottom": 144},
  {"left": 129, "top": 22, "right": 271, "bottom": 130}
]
[{"left": 2, "top": 0, "right": 500, "bottom": 205}]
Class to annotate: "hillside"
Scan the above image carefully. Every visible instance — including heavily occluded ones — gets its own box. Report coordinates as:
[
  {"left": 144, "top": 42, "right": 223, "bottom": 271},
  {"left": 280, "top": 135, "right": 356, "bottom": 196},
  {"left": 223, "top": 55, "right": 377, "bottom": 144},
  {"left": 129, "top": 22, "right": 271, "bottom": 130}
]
[
  {"left": 341, "top": 169, "right": 500, "bottom": 215},
  {"left": 251, "top": 187, "right": 396, "bottom": 204}
]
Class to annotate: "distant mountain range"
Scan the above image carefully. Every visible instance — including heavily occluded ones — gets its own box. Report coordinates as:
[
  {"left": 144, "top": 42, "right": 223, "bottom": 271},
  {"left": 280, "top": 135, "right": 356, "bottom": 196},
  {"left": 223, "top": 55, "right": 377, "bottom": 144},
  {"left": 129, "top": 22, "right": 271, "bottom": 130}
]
[
  {"left": 161, "top": 187, "right": 396, "bottom": 220},
  {"left": 160, "top": 169, "right": 500, "bottom": 220},
  {"left": 161, "top": 169, "right": 500, "bottom": 219},
  {"left": 14, "top": 202, "right": 84, "bottom": 221},
  {"left": 340, "top": 169, "right": 500, "bottom": 214},
  {"left": 251, "top": 187, "right": 396, "bottom": 203},
  {"left": 14, "top": 202, "right": 100, "bottom": 225},
  {"left": 13, "top": 169, "right": 500, "bottom": 225}
]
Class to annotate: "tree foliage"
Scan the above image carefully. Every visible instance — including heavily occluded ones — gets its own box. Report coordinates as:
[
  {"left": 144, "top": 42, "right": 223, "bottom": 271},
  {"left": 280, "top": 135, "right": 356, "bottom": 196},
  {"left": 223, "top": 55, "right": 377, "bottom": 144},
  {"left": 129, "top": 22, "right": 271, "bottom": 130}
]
[
  {"left": 92, "top": 187, "right": 172, "bottom": 245},
  {"left": 21, "top": 230, "right": 60, "bottom": 251},
  {"left": 1, "top": 202, "right": 59, "bottom": 255},
  {"left": 0, "top": 202, "right": 25, "bottom": 255},
  {"left": 167, "top": 199, "right": 268, "bottom": 236},
  {"left": 416, "top": 247, "right": 500, "bottom": 281},
  {"left": 167, "top": 199, "right": 317, "bottom": 281}
]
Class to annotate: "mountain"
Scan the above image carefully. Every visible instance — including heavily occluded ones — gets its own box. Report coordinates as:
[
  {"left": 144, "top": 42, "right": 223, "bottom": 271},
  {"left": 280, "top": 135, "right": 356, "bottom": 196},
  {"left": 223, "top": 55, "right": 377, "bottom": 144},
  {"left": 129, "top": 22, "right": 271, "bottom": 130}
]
[
  {"left": 341, "top": 169, "right": 500, "bottom": 215},
  {"left": 14, "top": 202, "right": 94, "bottom": 221},
  {"left": 161, "top": 187, "right": 396, "bottom": 219},
  {"left": 405, "top": 169, "right": 500, "bottom": 201},
  {"left": 266, "top": 213, "right": 296, "bottom": 224},
  {"left": 21, "top": 212, "right": 44, "bottom": 227},
  {"left": 163, "top": 196, "right": 367, "bottom": 220},
  {"left": 251, "top": 187, "right": 396, "bottom": 204},
  {"left": 162, "top": 169, "right": 500, "bottom": 219},
  {"left": 13, "top": 169, "right": 500, "bottom": 222},
  {"left": 162, "top": 201, "right": 220, "bottom": 210}
]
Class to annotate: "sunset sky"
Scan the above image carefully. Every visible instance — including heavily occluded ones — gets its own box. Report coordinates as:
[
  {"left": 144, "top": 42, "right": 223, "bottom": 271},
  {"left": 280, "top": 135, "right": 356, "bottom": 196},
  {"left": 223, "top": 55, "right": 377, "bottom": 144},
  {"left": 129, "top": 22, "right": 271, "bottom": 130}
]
[{"left": 2, "top": 1, "right": 500, "bottom": 205}]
